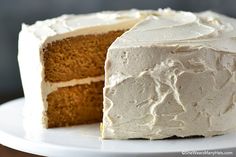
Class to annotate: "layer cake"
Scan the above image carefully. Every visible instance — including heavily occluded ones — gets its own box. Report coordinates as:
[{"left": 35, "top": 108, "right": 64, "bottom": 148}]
[{"left": 18, "top": 9, "right": 236, "bottom": 139}]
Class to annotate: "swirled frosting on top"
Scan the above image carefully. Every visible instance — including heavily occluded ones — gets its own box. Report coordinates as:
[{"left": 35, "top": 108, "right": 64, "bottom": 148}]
[
  {"left": 111, "top": 8, "right": 236, "bottom": 52},
  {"left": 22, "top": 9, "right": 157, "bottom": 45},
  {"left": 103, "top": 9, "right": 236, "bottom": 139}
]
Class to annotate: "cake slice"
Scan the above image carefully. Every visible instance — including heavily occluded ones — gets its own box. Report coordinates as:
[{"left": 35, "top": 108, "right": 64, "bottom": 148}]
[
  {"left": 102, "top": 9, "right": 236, "bottom": 139},
  {"left": 18, "top": 10, "right": 155, "bottom": 128}
]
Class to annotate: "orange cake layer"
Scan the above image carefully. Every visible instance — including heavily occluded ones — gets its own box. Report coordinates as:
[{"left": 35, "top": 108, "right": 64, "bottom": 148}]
[
  {"left": 43, "top": 30, "right": 125, "bottom": 128},
  {"left": 46, "top": 81, "right": 104, "bottom": 128},
  {"left": 43, "top": 30, "right": 125, "bottom": 82}
]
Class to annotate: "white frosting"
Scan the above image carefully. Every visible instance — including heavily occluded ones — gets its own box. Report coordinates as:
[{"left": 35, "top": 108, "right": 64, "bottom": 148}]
[
  {"left": 18, "top": 9, "right": 157, "bottom": 128},
  {"left": 43, "top": 75, "right": 104, "bottom": 97},
  {"left": 23, "top": 9, "right": 156, "bottom": 45},
  {"left": 103, "top": 9, "right": 236, "bottom": 139}
]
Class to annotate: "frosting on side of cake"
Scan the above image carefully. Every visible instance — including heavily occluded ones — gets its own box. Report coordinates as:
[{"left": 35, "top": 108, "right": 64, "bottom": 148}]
[
  {"left": 18, "top": 9, "right": 158, "bottom": 128},
  {"left": 103, "top": 9, "right": 236, "bottom": 139}
]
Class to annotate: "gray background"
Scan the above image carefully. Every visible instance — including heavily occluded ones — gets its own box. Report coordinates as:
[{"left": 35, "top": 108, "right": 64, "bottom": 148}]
[{"left": 0, "top": 0, "right": 236, "bottom": 104}]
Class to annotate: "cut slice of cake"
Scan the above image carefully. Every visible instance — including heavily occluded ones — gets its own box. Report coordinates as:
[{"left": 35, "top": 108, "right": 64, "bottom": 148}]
[
  {"left": 18, "top": 10, "right": 156, "bottom": 128},
  {"left": 102, "top": 9, "right": 236, "bottom": 139}
]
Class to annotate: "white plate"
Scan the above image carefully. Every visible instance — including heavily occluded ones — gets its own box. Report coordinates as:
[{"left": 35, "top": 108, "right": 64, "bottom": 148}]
[{"left": 0, "top": 98, "right": 236, "bottom": 157}]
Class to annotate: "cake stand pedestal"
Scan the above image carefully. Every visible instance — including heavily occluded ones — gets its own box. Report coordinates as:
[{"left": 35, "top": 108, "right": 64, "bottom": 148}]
[{"left": 0, "top": 98, "right": 236, "bottom": 157}]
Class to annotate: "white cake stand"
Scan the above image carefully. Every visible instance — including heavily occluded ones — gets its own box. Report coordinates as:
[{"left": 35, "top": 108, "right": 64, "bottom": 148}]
[{"left": 0, "top": 98, "right": 236, "bottom": 157}]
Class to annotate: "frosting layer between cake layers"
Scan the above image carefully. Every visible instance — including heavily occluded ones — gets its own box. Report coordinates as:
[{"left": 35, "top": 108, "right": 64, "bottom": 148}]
[
  {"left": 103, "top": 9, "right": 236, "bottom": 139},
  {"left": 18, "top": 9, "right": 156, "bottom": 128}
]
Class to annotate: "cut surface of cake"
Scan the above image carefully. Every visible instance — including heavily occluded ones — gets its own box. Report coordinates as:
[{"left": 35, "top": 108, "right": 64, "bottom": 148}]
[
  {"left": 18, "top": 10, "right": 155, "bottom": 128},
  {"left": 102, "top": 9, "right": 236, "bottom": 139}
]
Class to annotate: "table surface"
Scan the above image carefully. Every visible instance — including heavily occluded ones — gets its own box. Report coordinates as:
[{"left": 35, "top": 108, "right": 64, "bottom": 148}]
[{"left": 0, "top": 145, "right": 43, "bottom": 157}]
